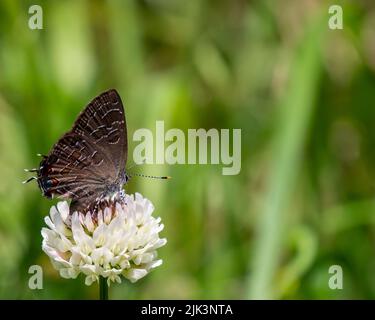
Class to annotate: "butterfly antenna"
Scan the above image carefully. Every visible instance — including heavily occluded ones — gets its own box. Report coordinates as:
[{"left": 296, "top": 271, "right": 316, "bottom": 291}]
[{"left": 129, "top": 172, "right": 171, "bottom": 180}]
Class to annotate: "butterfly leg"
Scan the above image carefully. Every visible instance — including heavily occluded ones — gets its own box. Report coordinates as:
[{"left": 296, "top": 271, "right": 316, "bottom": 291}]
[{"left": 22, "top": 176, "right": 37, "bottom": 184}]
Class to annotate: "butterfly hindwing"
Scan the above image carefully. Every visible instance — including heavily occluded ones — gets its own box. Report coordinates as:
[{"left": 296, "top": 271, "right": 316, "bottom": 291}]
[{"left": 38, "top": 133, "right": 106, "bottom": 199}]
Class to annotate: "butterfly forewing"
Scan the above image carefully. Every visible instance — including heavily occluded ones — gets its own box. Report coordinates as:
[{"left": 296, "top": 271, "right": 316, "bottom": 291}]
[
  {"left": 37, "top": 89, "right": 128, "bottom": 213},
  {"left": 71, "top": 89, "right": 127, "bottom": 178}
]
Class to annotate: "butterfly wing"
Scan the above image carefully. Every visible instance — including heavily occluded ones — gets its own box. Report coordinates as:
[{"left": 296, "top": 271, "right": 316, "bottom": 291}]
[
  {"left": 37, "top": 89, "right": 128, "bottom": 213},
  {"left": 71, "top": 89, "right": 127, "bottom": 179},
  {"left": 38, "top": 133, "right": 109, "bottom": 209}
]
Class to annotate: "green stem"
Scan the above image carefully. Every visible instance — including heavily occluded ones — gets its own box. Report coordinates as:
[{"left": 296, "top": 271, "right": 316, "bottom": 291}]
[
  {"left": 246, "top": 14, "right": 325, "bottom": 299},
  {"left": 99, "top": 276, "right": 108, "bottom": 300}
]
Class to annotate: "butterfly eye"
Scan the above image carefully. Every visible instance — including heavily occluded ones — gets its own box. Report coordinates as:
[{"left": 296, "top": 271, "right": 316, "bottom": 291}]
[
  {"left": 46, "top": 180, "right": 53, "bottom": 188},
  {"left": 45, "top": 178, "right": 59, "bottom": 188}
]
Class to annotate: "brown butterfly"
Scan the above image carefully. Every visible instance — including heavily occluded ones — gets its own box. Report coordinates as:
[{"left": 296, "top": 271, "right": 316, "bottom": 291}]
[{"left": 25, "top": 89, "right": 129, "bottom": 213}]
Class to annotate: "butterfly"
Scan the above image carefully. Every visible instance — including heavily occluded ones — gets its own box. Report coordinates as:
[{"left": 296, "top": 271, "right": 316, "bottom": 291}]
[{"left": 24, "top": 89, "right": 130, "bottom": 214}]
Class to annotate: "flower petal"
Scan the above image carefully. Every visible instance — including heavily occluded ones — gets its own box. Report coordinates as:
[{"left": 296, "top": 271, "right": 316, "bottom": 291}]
[{"left": 41, "top": 192, "right": 166, "bottom": 286}]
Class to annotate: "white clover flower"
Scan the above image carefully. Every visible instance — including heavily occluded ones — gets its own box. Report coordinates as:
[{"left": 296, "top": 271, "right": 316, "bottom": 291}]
[{"left": 41, "top": 193, "right": 167, "bottom": 286}]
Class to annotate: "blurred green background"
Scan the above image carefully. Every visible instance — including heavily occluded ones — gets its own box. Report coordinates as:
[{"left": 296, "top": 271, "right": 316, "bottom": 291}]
[{"left": 0, "top": 0, "right": 375, "bottom": 299}]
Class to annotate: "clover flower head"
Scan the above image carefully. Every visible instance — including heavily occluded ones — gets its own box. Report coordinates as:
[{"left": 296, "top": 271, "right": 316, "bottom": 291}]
[{"left": 41, "top": 192, "right": 167, "bottom": 286}]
